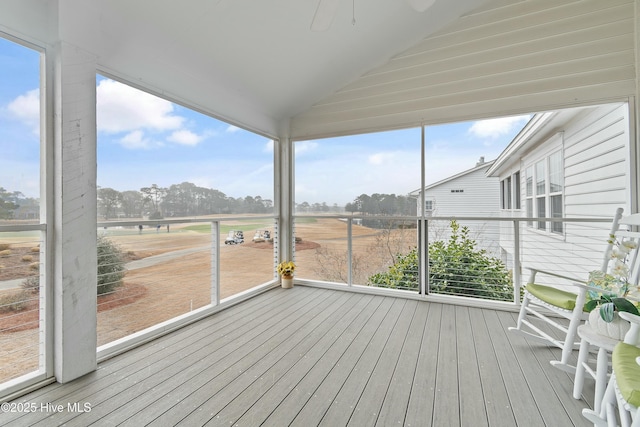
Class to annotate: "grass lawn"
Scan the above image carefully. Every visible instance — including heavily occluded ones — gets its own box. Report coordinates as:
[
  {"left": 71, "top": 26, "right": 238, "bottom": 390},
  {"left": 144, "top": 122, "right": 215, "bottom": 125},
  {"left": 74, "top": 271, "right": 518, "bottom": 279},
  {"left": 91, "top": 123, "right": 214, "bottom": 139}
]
[{"left": 184, "top": 222, "right": 271, "bottom": 234}]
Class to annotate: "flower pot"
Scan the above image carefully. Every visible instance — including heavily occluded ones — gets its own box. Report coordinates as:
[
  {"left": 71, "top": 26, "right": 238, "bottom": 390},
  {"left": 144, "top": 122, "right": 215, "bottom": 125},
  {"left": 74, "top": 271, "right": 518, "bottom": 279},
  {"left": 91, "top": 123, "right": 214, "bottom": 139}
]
[
  {"left": 588, "top": 310, "right": 630, "bottom": 340},
  {"left": 281, "top": 275, "right": 294, "bottom": 289}
]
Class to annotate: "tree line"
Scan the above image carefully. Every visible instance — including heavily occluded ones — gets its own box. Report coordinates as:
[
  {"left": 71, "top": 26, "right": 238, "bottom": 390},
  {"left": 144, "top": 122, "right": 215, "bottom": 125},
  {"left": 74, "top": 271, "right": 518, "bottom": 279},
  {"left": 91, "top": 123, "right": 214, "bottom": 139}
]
[
  {"left": 1, "top": 183, "right": 418, "bottom": 221},
  {"left": 345, "top": 193, "right": 416, "bottom": 216},
  {"left": 0, "top": 187, "right": 39, "bottom": 220},
  {"left": 98, "top": 182, "right": 274, "bottom": 219}
]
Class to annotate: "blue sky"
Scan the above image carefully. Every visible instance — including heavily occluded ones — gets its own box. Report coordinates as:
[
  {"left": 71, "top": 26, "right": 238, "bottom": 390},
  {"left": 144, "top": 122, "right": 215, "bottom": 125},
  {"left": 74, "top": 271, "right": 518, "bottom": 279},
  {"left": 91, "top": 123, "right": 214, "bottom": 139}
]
[{"left": 1, "top": 36, "right": 530, "bottom": 206}]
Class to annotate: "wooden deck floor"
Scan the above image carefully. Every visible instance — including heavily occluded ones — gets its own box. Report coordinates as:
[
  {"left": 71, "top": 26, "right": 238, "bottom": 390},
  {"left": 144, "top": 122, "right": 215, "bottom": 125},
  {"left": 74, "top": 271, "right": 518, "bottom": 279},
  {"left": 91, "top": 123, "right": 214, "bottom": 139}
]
[{"left": 3, "top": 286, "right": 594, "bottom": 426}]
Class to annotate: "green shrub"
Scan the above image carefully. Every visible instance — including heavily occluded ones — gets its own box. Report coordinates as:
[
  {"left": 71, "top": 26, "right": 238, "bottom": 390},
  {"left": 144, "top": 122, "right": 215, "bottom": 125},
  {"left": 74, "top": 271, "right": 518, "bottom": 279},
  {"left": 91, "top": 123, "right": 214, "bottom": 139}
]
[
  {"left": 369, "top": 220, "right": 513, "bottom": 301},
  {"left": 20, "top": 235, "right": 126, "bottom": 297},
  {"left": 97, "top": 235, "right": 126, "bottom": 296}
]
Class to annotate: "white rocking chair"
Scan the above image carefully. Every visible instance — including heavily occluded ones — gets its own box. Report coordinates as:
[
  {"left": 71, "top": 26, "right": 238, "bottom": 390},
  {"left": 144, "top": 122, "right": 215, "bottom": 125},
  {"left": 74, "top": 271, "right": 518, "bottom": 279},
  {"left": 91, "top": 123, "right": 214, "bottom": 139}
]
[
  {"left": 582, "top": 312, "right": 640, "bottom": 427},
  {"left": 509, "top": 208, "right": 640, "bottom": 373}
]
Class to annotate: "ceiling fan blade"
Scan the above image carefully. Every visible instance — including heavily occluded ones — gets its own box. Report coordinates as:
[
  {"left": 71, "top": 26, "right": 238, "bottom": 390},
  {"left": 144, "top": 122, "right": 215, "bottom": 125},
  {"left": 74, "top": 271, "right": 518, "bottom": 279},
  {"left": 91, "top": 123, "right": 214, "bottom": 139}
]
[
  {"left": 311, "top": 0, "right": 341, "bottom": 32},
  {"left": 405, "top": 0, "right": 436, "bottom": 12}
]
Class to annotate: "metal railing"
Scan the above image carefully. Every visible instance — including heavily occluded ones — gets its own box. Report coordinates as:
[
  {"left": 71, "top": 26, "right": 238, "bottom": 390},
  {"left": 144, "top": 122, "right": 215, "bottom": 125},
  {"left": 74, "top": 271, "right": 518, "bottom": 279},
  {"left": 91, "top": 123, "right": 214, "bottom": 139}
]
[
  {"left": 95, "top": 216, "right": 278, "bottom": 347},
  {"left": 0, "top": 223, "right": 46, "bottom": 385},
  {"left": 1, "top": 216, "right": 283, "bottom": 389},
  {"left": 0, "top": 213, "right": 616, "bottom": 390},
  {"left": 293, "top": 214, "right": 613, "bottom": 306}
]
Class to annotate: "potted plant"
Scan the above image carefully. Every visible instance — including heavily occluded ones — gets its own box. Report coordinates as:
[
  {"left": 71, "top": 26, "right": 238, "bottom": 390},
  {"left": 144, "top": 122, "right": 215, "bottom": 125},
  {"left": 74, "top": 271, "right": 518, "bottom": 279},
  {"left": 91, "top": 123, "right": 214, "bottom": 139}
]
[
  {"left": 585, "top": 235, "right": 640, "bottom": 339},
  {"left": 277, "top": 260, "right": 296, "bottom": 289}
]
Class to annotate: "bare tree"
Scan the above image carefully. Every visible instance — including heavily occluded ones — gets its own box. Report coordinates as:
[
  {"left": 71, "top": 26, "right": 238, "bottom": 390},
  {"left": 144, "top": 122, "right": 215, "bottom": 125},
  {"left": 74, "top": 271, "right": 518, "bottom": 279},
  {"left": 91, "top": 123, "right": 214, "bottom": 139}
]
[{"left": 140, "top": 184, "right": 167, "bottom": 217}]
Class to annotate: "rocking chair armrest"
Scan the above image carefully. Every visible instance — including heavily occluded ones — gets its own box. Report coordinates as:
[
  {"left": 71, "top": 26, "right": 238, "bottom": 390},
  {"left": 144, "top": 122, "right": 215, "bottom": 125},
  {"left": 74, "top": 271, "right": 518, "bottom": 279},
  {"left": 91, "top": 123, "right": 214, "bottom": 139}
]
[
  {"left": 619, "top": 312, "right": 640, "bottom": 325},
  {"left": 527, "top": 267, "right": 588, "bottom": 286},
  {"left": 618, "top": 312, "right": 640, "bottom": 345}
]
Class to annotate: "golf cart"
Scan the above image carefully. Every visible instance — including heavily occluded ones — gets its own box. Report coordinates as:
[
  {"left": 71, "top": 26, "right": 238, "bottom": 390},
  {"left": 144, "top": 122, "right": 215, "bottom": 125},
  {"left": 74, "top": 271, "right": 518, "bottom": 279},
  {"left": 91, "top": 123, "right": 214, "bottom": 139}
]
[
  {"left": 252, "top": 230, "right": 271, "bottom": 242},
  {"left": 225, "top": 230, "right": 244, "bottom": 244}
]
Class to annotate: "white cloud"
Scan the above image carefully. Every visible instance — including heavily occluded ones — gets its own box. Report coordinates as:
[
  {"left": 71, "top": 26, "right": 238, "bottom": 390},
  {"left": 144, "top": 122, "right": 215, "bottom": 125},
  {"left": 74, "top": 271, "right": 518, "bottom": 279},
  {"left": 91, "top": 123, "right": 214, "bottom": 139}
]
[
  {"left": 189, "top": 176, "right": 214, "bottom": 189},
  {"left": 368, "top": 153, "right": 385, "bottom": 165},
  {"left": 167, "top": 129, "right": 203, "bottom": 146},
  {"left": 295, "top": 149, "right": 421, "bottom": 205},
  {"left": 368, "top": 150, "right": 413, "bottom": 167},
  {"left": 119, "top": 130, "right": 157, "bottom": 150},
  {"left": 368, "top": 151, "right": 399, "bottom": 166},
  {"left": 226, "top": 125, "right": 240, "bottom": 133},
  {"left": 295, "top": 141, "right": 318, "bottom": 155},
  {"left": 97, "top": 79, "right": 185, "bottom": 134},
  {"left": 468, "top": 115, "right": 530, "bottom": 140},
  {"left": 7, "top": 88, "right": 40, "bottom": 134},
  {"left": 263, "top": 140, "right": 274, "bottom": 153}
]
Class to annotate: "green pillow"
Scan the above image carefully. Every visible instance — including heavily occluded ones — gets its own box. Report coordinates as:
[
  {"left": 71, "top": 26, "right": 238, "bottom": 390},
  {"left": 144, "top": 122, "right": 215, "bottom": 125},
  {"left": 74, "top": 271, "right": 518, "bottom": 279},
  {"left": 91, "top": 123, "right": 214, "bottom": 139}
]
[
  {"left": 526, "top": 282, "right": 577, "bottom": 310},
  {"left": 612, "top": 342, "right": 640, "bottom": 408}
]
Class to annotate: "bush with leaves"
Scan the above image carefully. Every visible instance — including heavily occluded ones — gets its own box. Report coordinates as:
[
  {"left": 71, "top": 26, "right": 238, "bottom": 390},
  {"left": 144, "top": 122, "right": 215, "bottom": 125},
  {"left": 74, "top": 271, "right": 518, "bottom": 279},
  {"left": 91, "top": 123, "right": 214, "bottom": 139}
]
[
  {"left": 21, "top": 235, "right": 126, "bottom": 296},
  {"left": 368, "top": 248, "right": 419, "bottom": 291},
  {"left": 369, "top": 220, "right": 513, "bottom": 301},
  {"left": 97, "top": 234, "right": 126, "bottom": 296},
  {"left": 0, "top": 290, "right": 32, "bottom": 313}
]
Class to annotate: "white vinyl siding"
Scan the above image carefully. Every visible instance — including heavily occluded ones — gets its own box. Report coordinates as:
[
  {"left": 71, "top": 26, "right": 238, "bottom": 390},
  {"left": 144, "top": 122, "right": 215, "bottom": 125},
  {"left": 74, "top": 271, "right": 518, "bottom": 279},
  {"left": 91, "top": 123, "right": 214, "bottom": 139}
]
[
  {"left": 563, "top": 104, "right": 630, "bottom": 217},
  {"left": 421, "top": 163, "right": 500, "bottom": 253},
  {"left": 498, "top": 103, "right": 631, "bottom": 283},
  {"left": 422, "top": 166, "right": 499, "bottom": 218},
  {"left": 290, "top": 0, "right": 635, "bottom": 140}
]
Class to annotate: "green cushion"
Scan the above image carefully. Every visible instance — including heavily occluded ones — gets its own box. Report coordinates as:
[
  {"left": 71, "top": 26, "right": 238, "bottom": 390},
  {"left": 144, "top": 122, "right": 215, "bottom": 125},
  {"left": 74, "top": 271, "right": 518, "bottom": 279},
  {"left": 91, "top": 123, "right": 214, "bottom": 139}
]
[
  {"left": 612, "top": 342, "right": 640, "bottom": 408},
  {"left": 526, "top": 282, "right": 577, "bottom": 310}
]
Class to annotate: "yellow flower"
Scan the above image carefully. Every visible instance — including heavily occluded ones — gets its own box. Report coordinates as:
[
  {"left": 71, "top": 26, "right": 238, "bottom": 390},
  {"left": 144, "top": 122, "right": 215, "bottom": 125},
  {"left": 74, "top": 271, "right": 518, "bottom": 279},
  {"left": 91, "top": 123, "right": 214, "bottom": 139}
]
[{"left": 277, "top": 261, "right": 296, "bottom": 277}]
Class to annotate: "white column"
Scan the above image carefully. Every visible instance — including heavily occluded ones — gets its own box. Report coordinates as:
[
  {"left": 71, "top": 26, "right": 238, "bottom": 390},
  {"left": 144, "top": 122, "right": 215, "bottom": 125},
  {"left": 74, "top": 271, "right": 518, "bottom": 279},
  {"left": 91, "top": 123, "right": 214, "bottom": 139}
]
[
  {"left": 276, "top": 136, "right": 294, "bottom": 264},
  {"left": 52, "top": 40, "right": 97, "bottom": 383}
]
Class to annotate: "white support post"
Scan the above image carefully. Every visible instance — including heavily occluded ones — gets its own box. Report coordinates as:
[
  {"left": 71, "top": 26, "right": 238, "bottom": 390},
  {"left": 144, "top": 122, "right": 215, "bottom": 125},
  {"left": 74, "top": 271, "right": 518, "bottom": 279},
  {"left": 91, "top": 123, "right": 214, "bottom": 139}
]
[
  {"left": 42, "top": 42, "right": 54, "bottom": 379},
  {"left": 277, "top": 137, "right": 294, "bottom": 265},
  {"left": 420, "top": 125, "right": 428, "bottom": 295},
  {"left": 347, "top": 218, "right": 353, "bottom": 286},
  {"left": 513, "top": 219, "right": 522, "bottom": 304},
  {"left": 422, "top": 219, "right": 429, "bottom": 295},
  {"left": 211, "top": 221, "right": 220, "bottom": 306},
  {"left": 52, "top": 41, "right": 98, "bottom": 382}
]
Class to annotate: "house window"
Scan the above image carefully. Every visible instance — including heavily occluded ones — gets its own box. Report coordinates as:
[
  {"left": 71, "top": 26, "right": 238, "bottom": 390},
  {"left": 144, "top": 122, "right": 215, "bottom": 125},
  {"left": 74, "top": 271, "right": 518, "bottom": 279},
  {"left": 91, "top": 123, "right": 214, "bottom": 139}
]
[
  {"left": 535, "top": 160, "right": 546, "bottom": 230},
  {"left": 425, "top": 200, "right": 434, "bottom": 211},
  {"left": 526, "top": 151, "right": 564, "bottom": 234},
  {"left": 525, "top": 166, "right": 533, "bottom": 226},
  {"left": 514, "top": 171, "right": 521, "bottom": 209},
  {"left": 501, "top": 172, "right": 521, "bottom": 211},
  {"left": 549, "top": 151, "right": 563, "bottom": 233},
  {"left": 501, "top": 177, "right": 512, "bottom": 209}
]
